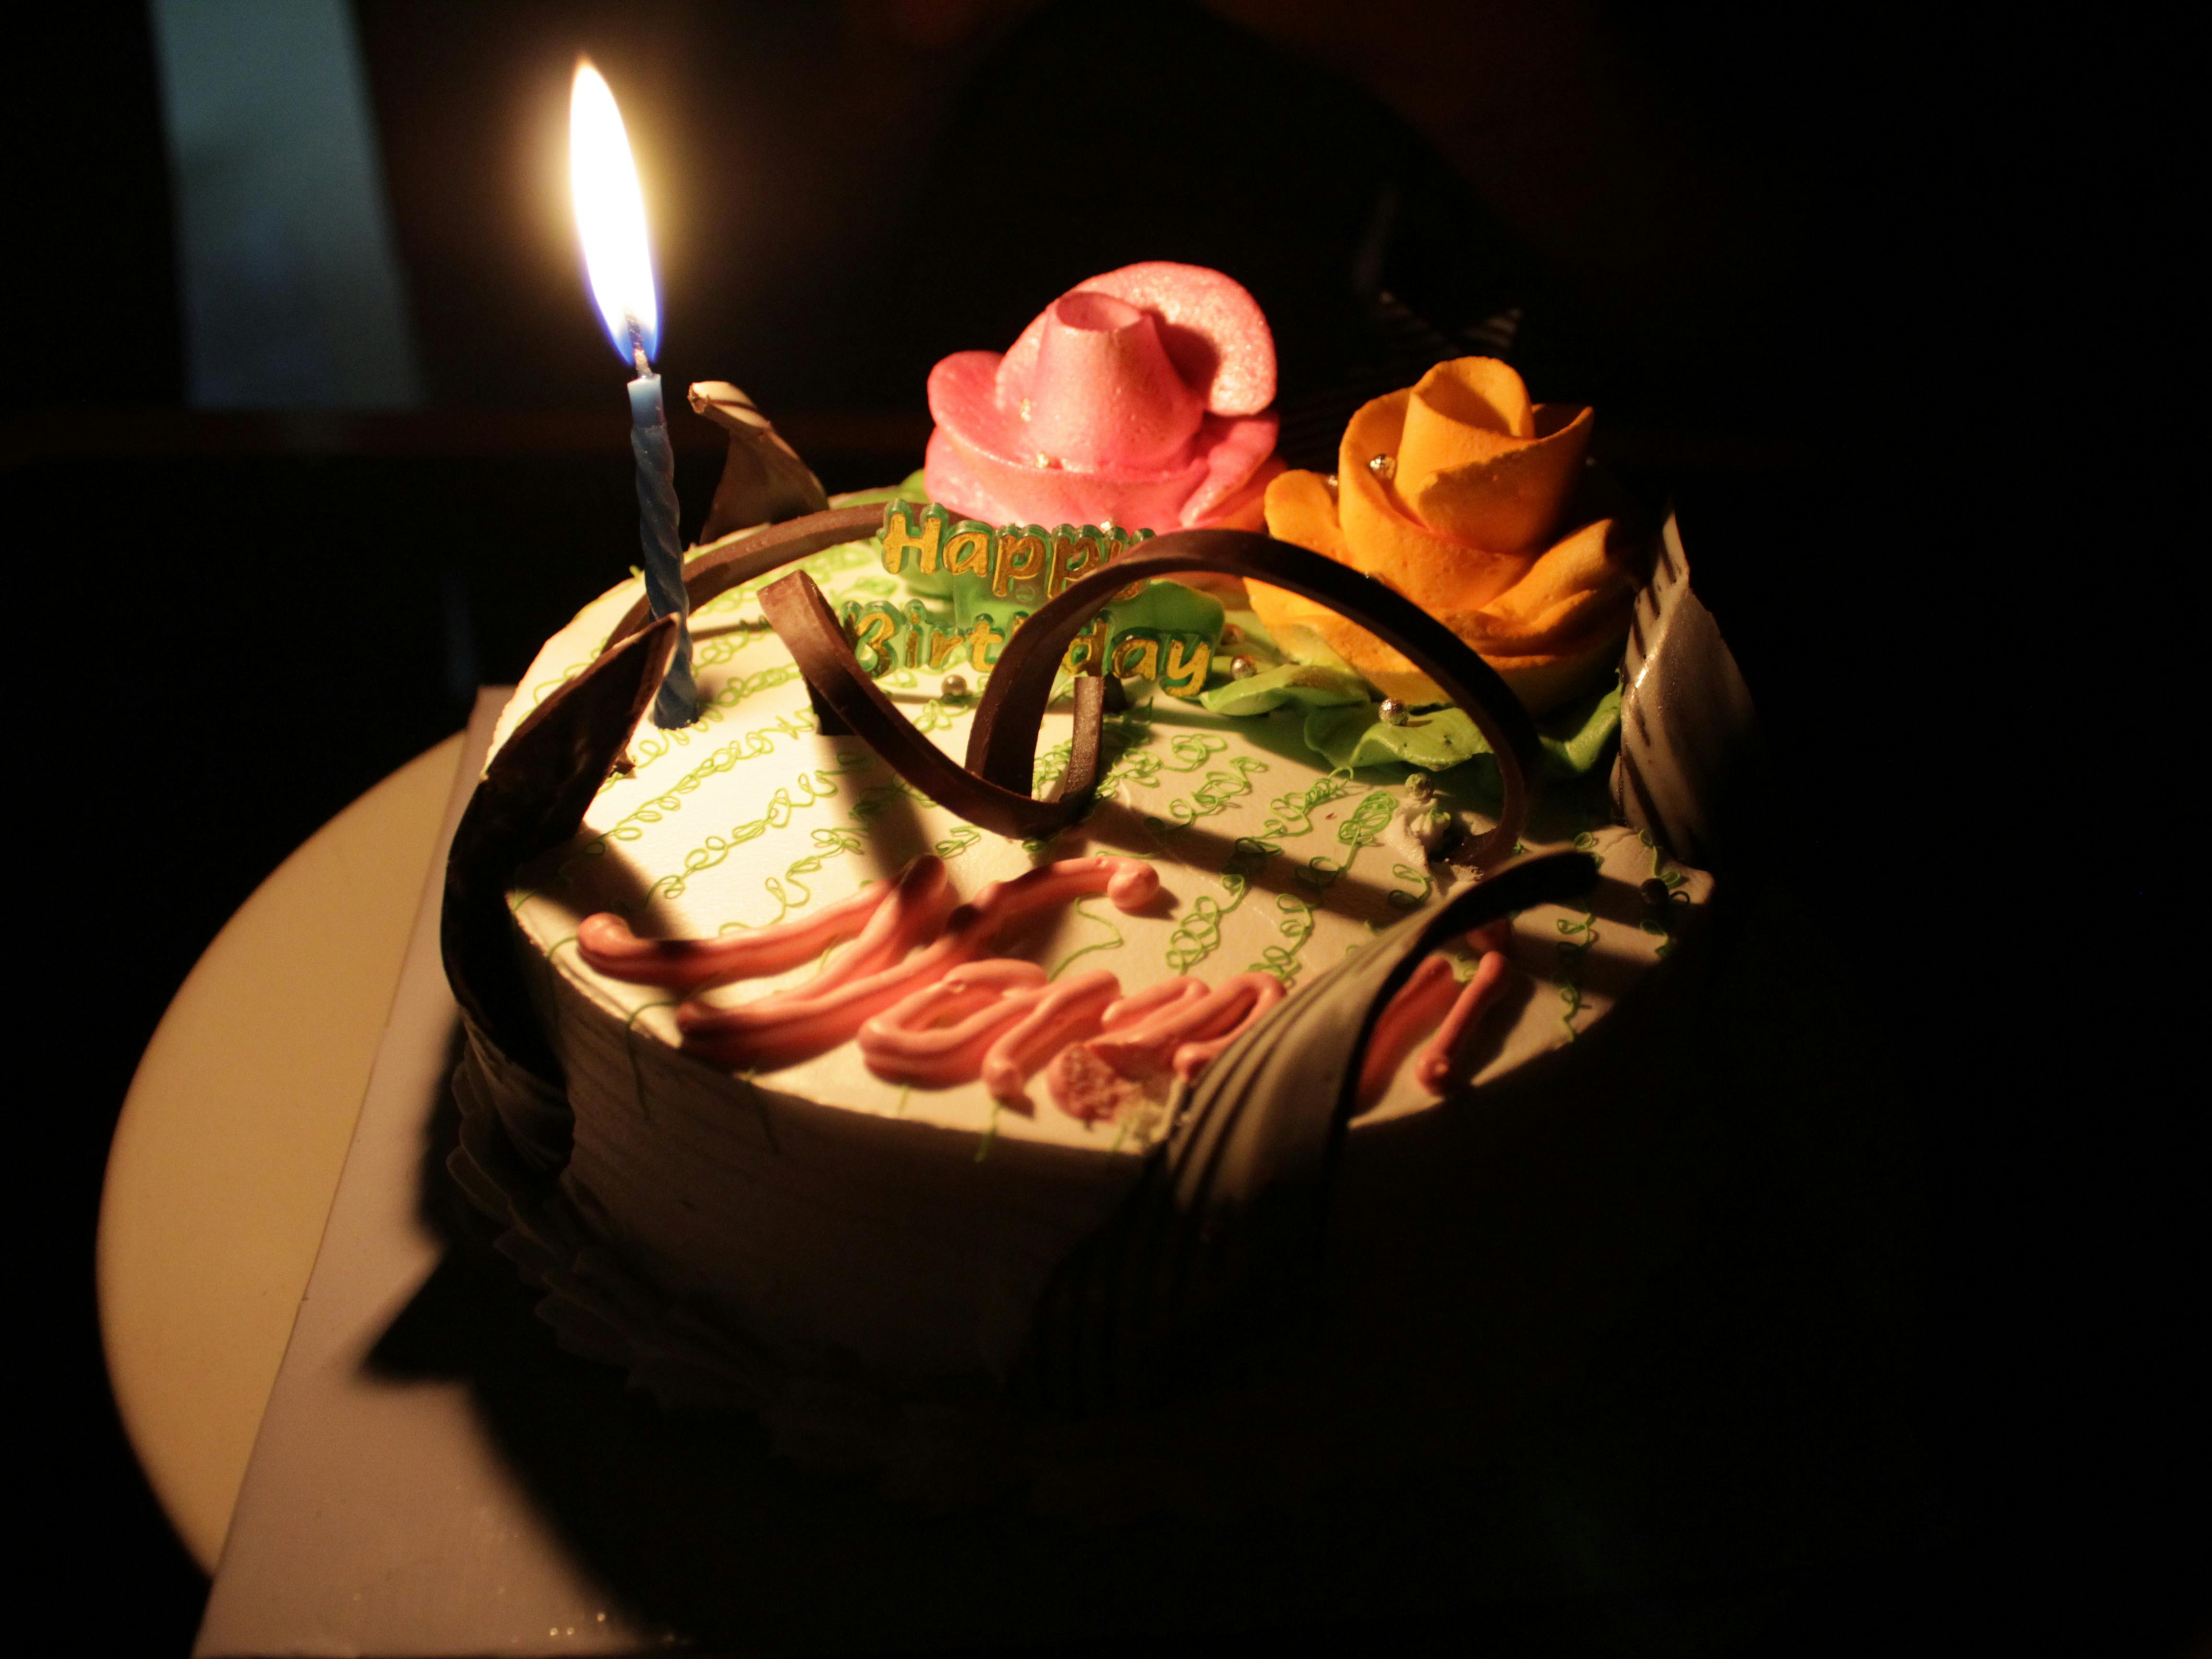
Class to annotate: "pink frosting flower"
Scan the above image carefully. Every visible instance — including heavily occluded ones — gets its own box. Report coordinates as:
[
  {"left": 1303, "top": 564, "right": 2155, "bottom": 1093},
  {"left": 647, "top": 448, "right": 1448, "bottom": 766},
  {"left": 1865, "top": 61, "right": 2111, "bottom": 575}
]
[{"left": 924, "top": 262, "right": 1285, "bottom": 534}]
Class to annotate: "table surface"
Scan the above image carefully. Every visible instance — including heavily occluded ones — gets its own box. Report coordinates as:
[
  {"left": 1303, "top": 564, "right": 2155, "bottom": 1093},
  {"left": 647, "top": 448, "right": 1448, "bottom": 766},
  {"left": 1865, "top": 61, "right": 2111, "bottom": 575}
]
[{"left": 97, "top": 731, "right": 469, "bottom": 1573}]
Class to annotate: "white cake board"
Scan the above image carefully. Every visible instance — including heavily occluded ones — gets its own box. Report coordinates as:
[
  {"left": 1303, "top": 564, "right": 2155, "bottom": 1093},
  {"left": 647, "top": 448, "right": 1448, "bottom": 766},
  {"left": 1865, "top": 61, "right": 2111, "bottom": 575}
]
[
  {"left": 195, "top": 690, "right": 666, "bottom": 1657},
  {"left": 196, "top": 690, "right": 1929, "bottom": 1659}
]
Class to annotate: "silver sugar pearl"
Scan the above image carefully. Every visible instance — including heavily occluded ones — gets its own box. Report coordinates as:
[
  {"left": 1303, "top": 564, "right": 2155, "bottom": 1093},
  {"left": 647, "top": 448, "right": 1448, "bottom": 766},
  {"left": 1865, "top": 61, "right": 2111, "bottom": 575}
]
[
  {"left": 1379, "top": 697, "right": 1410, "bottom": 725},
  {"left": 940, "top": 672, "right": 970, "bottom": 700},
  {"left": 1323, "top": 472, "right": 1340, "bottom": 499},
  {"left": 1367, "top": 453, "right": 1396, "bottom": 480},
  {"left": 1230, "top": 655, "right": 1259, "bottom": 680}
]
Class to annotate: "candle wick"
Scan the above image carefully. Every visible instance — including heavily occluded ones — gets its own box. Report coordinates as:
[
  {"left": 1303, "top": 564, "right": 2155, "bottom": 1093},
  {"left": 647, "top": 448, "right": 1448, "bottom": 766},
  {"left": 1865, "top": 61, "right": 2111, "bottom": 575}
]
[{"left": 626, "top": 313, "right": 649, "bottom": 376}]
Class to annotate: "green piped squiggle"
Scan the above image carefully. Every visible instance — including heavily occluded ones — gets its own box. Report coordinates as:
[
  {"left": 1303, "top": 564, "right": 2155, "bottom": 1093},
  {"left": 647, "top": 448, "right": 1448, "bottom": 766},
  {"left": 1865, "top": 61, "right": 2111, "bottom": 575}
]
[
  {"left": 1149, "top": 755, "right": 1267, "bottom": 831},
  {"left": 689, "top": 623, "right": 775, "bottom": 672},
  {"left": 646, "top": 764, "right": 863, "bottom": 904},
  {"left": 1253, "top": 893, "right": 1317, "bottom": 984},
  {"left": 1096, "top": 730, "right": 1231, "bottom": 804},
  {"left": 1165, "top": 878, "right": 1246, "bottom": 974},
  {"left": 567, "top": 709, "right": 818, "bottom": 876},
  {"left": 606, "top": 661, "right": 804, "bottom": 786},
  {"left": 1048, "top": 895, "right": 1129, "bottom": 982},
  {"left": 934, "top": 823, "right": 982, "bottom": 861},
  {"left": 1637, "top": 827, "right": 1687, "bottom": 957},
  {"left": 1387, "top": 860, "right": 1433, "bottom": 912},
  {"left": 724, "top": 825, "right": 871, "bottom": 934},
  {"left": 1552, "top": 914, "right": 1597, "bottom": 1038},
  {"left": 1299, "top": 788, "right": 1396, "bottom": 892},
  {"left": 527, "top": 658, "right": 588, "bottom": 713}
]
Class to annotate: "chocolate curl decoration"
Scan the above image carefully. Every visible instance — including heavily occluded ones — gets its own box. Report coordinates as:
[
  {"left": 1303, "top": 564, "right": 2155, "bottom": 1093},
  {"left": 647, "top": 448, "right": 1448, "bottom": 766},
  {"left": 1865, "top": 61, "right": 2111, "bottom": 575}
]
[
  {"left": 1611, "top": 509, "right": 1762, "bottom": 868},
  {"left": 1023, "top": 846, "right": 1600, "bottom": 1415},
  {"left": 720, "top": 519, "right": 1542, "bottom": 853},
  {"left": 443, "top": 617, "right": 680, "bottom": 1083},
  {"left": 687, "top": 381, "right": 829, "bottom": 544},
  {"left": 972, "top": 530, "right": 1543, "bottom": 867},
  {"left": 601, "top": 502, "right": 886, "bottom": 651},
  {"left": 757, "top": 570, "right": 1115, "bottom": 838}
]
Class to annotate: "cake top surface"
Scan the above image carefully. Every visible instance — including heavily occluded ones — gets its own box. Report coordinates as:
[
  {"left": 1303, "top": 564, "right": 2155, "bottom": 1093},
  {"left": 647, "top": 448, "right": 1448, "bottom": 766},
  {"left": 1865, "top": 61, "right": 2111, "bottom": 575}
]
[{"left": 496, "top": 511, "right": 1707, "bottom": 1160}]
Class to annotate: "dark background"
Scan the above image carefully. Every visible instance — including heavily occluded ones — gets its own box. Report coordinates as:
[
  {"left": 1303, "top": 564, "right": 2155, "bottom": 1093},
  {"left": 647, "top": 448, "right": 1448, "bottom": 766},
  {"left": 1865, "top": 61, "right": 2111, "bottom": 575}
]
[{"left": 5, "top": 2, "right": 2198, "bottom": 1654}]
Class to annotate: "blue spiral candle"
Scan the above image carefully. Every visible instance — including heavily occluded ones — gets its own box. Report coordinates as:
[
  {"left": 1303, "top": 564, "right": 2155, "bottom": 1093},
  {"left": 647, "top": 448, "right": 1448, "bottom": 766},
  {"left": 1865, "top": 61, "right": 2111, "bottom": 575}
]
[
  {"left": 573, "top": 61, "right": 697, "bottom": 728},
  {"left": 628, "top": 341, "right": 697, "bottom": 726}
]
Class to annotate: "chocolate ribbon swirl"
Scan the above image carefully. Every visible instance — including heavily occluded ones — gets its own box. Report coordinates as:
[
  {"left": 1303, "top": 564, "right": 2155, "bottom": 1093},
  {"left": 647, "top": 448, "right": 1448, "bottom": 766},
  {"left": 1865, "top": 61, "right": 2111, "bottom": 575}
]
[
  {"left": 757, "top": 574, "right": 1115, "bottom": 839},
  {"left": 444, "top": 616, "right": 681, "bottom": 1085},
  {"left": 602, "top": 503, "right": 886, "bottom": 649},
  {"left": 965, "top": 529, "right": 1542, "bottom": 866},
  {"left": 1022, "top": 845, "right": 1600, "bottom": 1413},
  {"left": 599, "top": 506, "right": 1541, "bottom": 863}
]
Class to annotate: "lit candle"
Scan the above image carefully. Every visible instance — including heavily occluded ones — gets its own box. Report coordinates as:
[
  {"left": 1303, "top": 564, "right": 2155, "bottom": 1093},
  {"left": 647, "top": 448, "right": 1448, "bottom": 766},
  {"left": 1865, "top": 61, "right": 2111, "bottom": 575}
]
[{"left": 571, "top": 60, "right": 697, "bottom": 727}]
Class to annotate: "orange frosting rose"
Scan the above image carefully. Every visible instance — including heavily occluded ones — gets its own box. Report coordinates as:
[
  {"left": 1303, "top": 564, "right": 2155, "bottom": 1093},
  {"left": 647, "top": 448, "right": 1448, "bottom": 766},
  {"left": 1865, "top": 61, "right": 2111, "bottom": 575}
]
[{"left": 1250, "top": 358, "right": 1640, "bottom": 713}]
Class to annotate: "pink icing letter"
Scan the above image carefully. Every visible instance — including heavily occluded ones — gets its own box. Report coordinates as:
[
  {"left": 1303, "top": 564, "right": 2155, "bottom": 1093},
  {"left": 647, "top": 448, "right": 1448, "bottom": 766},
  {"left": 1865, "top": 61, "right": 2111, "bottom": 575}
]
[
  {"left": 577, "top": 876, "right": 918, "bottom": 990},
  {"left": 677, "top": 856, "right": 1156, "bottom": 1074},
  {"left": 1357, "top": 929, "right": 1515, "bottom": 1109}
]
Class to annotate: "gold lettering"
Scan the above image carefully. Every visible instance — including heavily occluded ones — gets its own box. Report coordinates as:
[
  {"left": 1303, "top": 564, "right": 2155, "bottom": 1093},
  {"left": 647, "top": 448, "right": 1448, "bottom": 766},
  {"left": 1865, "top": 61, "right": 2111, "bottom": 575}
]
[
  {"left": 966, "top": 614, "right": 1009, "bottom": 672},
  {"left": 880, "top": 501, "right": 945, "bottom": 576},
  {"left": 844, "top": 601, "right": 902, "bottom": 676},
  {"left": 1159, "top": 634, "right": 1212, "bottom": 699},
  {"left": 1109, "top": 628, "right": 1162, "bottom": 681},
  {"left": 992, "top": 530, "right": 1049, "bottom": 599},
  {"left": 1047, "top": 530, "right": 1108, "bottom": 598},
  {"left": 927, "top": 626, "right": 967, "bottom": 669},
  {"left": 1062, "top": 617, "right": 1111, "bottom": 674},
  {"left": 941, "top": 524, "right": 992, "bottom": 578}
]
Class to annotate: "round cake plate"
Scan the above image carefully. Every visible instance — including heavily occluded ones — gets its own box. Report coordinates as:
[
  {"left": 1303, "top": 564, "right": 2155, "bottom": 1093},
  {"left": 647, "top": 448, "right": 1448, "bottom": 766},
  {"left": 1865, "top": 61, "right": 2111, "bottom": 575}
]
[{"left": 96, "top": 733, "right": 468, "bottom": 1571}]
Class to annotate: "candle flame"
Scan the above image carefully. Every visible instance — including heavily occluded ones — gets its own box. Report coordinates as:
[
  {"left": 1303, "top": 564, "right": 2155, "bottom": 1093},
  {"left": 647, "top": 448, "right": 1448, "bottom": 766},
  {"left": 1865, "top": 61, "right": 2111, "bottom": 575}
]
[{"left": 570, "top": 61, "right": 659, "bottom": 366}]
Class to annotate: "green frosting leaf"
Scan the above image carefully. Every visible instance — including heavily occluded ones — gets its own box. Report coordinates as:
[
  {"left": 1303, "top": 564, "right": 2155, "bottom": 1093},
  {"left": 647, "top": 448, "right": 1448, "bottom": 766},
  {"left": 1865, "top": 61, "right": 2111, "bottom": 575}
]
[
  {"left": 1198, "top": 661, "right": 1372, "bottom": 718},
  {"left": 1100, "top": 578, "right": 1226, "bottom": 639},
  {"left": 951, "top": 575, "right": 1224, "bottom": 647},
  {"left": 1302, "top": 681, "right": 1623, "bottom": 778},
  {"left": 1542, "top": 680, "right": 1623, "bottom": 776}
]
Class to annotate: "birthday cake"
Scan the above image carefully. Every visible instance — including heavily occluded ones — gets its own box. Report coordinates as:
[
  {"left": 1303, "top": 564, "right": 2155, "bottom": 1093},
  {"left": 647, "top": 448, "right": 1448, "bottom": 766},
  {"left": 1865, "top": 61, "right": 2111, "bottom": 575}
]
[{"left": 442, "top": 264, "right": 1754, "bottom": 1499}]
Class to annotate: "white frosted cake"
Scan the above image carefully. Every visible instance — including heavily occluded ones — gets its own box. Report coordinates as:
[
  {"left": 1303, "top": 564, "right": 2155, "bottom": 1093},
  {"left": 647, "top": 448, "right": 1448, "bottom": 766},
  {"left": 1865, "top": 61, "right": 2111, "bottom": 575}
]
[
  {"left": 486, "top": 531, "right": 1707, "bottom": 1390},
  {"left": 443, "top": 266, "right": 1754, "bottom": 1503}
]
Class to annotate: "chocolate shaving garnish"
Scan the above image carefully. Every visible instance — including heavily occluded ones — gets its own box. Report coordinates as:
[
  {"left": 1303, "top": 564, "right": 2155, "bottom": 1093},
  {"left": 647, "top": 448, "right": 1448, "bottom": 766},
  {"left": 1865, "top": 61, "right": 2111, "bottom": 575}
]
[
  {"left": 1023, "top": 847, "right": 1600, "bottom": 1414},
  {"left": 443, "top": 617, "right": 679, "bottom": 1083},
  {"left": 1611, "top": 510, "right": 1761, "bottom": 867},
  {"left": 687, "top": 381, "right": 829, "bottom": 544},
  {"left": 970, "top": 530, "right": 1544, "bottom": 867}
]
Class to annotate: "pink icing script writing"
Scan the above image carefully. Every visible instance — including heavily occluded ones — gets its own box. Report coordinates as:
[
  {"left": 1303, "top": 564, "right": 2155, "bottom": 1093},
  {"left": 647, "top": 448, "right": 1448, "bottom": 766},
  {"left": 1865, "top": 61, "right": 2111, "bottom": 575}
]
[
  {"left": 576, "top": 861, "right": 1513, "bottom": 1120},
  {"left": 617, "top": 855, "right": 1158, "bottom": 1075},
  {"left": 1356, "top": 921, "right": 1514, "bottom": 1109}
]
